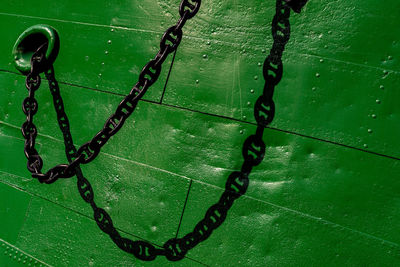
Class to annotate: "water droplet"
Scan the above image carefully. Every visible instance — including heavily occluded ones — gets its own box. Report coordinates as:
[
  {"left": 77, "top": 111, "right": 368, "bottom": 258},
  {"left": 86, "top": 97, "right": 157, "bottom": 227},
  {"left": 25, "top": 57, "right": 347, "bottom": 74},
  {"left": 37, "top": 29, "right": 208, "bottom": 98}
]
[
  {"left": 383, "top": 70, "right": 388, "bottom": 75},
  {"left": 250, "top": 89, "right": 255, "bottom": 93},
  {"left": 98, "top": 73, "right": 102, "bottom": 77},
  {"left": 258, "top": 62, "right": 262, "bottom": 66},
  {"left": 239, "top": 130, "right": 244, "bottom": 134},
  {"left": 379, "top": 85, "right": 384, "bottom": 90},
  {"left": 363, "top": 144, "right": 368, "bottom": 148},
  {"left": 206, "top": 41, "right": 211, "bottom": 45},
  {"left": 312, "top": 87, "right": 316, "bottom": 91},
  {"left": 262, "top": 49, "right": 266, "bottom": 53},
  {"left": 371, "top": 114, "right": 377, "bottom": 119},
  {"left": 388, "top": 55, "right": 393, "bottom": 60},
  {"left": 247, "top": 102, "right": 251, "bottom": 106},
  {"left": 105, "top": 51, "right": 109, "bottom": 55},
  {"left": 376, "top": 99, "right": 381, "bottom": 104},
  {"left": 254, "top": 76, "right": 258, "bottom": 80},
  {"left": 195, "top": 79, "right": 199, "bottom": 84},
  {"left": 368, "top": 129, "right": 373, "bottom": 134},
  {"left": 243, "top": 116, "right": 247, "bottom": 120},
  {"left": 315, "top": 73, "right": 320, "bottom": 78},
  {"left": 111, "top": 28, "right": 115, "bottom": 32},
  {"left": 202, "top": 54, "right": 207, "bottom": 59},
  {"left": 107, "top": 40, "right": 112, "bottom": 44}
]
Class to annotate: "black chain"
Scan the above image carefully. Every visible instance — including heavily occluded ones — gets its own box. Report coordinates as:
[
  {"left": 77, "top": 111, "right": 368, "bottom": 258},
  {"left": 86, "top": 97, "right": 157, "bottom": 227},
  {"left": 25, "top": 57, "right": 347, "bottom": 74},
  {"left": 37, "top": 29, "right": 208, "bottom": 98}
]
[
  {"left": 22, "top": 0, "right": 201, "bottom": 184},
  {"left": 21, "top": 0, "right": 299, "bottom": 262}
]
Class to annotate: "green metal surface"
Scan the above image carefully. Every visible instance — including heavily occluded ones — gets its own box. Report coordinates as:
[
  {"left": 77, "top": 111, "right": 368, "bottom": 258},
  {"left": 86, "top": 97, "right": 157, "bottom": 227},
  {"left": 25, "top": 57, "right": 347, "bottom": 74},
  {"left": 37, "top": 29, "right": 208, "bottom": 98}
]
[{"left": 0, "top": 0, "right": 400, "bottom": 266}]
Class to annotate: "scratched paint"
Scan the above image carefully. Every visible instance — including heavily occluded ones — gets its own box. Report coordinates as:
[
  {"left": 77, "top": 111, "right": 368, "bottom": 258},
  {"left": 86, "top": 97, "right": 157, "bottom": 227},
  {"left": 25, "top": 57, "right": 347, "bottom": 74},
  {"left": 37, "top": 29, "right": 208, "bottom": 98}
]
[{"left": 0, "top": 0, "right": 400, "bottom": 266}]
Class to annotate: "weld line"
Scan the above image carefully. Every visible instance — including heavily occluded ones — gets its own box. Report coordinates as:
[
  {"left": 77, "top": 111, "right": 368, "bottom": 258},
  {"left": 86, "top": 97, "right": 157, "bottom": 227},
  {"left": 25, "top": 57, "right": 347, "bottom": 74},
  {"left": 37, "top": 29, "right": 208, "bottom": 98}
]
[
  {"left": 176, "top": 179, "right": 193, "bottom": 238},
  {"left": 159, "top": 49, "right": 177, "bottom": 104}
]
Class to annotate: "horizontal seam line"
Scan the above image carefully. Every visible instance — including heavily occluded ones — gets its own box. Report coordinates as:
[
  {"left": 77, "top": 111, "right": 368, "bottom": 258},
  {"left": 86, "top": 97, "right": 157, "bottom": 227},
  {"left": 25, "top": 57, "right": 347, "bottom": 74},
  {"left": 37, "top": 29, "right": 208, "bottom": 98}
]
[
  {"left": 0, "top": 68, "right": 398, "bottom": 161},
  {"left": 0, "top": 176, "right": 208, "bottom": 265},
  {"left": 2, "top": 169, "right": 400, "bottom": 251}
]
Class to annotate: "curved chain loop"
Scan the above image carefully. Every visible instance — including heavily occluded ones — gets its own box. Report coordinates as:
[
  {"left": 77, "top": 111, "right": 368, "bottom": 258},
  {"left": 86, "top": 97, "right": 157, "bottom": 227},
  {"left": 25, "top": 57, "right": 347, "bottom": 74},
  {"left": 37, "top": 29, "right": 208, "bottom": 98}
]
[
  {"left": 21, "top": 0, "right": 201, "bottom": 183},
  {"left": 18, "top": 0, "right": 307, "bottom": 262}
]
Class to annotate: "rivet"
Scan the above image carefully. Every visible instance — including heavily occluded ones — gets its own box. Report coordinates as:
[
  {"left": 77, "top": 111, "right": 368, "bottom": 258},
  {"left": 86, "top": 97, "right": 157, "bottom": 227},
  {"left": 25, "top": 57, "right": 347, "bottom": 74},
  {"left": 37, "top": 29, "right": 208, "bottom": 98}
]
[
  {"left": 315, "top": 73, "right": 320, "bottom": 78},
  {"left": 107, "top": 40, "right": 112, "bottom": 44}
]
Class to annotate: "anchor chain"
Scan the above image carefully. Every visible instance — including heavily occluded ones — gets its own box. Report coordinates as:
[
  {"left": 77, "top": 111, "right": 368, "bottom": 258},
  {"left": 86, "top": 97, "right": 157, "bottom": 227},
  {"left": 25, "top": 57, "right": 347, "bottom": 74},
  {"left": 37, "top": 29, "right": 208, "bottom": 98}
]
[
  {"left": 22, "top": 0, "right": 201, "bottom": 184},
  {"left": 20, "top": 0, "right": 299, "bottom": 262}
]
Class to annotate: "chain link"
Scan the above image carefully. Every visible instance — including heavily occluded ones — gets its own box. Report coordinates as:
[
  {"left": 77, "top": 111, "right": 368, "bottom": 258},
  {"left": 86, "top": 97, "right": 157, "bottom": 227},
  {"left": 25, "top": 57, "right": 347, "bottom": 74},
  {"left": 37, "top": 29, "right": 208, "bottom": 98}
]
[{"left": 20, "top": 0, "right": 303, "bottom": 262}]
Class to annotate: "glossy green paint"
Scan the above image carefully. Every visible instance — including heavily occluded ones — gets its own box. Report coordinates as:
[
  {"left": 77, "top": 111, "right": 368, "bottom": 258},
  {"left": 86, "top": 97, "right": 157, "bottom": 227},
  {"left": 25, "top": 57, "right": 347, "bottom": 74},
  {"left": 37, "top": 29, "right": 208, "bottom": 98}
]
[{"left": 0, "top": 1, "right": 400, "bottom": 266}]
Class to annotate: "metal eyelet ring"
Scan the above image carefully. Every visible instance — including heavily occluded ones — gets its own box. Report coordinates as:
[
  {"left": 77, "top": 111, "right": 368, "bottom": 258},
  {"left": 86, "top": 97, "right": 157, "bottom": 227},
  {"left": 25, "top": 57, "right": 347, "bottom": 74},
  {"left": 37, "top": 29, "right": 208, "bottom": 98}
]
[{"left": 12, "top": 24, "right": 60, "bottom": 74}]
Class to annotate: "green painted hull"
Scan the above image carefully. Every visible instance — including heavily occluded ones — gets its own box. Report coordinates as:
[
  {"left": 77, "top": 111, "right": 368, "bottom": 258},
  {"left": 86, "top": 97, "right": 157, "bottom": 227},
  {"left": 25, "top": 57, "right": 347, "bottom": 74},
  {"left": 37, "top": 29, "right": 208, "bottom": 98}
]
[{"left": 1, "top": 0, "right": 400, "bottom": 266}]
